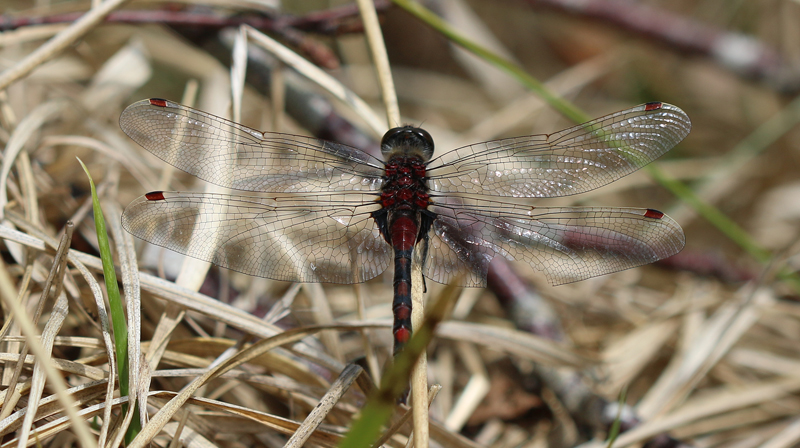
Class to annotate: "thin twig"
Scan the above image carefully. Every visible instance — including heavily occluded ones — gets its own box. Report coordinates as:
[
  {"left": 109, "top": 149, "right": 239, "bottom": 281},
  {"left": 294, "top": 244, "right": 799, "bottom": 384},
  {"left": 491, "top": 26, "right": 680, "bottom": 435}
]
[
  {"left": 285, "top": 364, "right": 363, "bottom": 447},
  {"left": 518, "top": 0, "right": 791, "bottom": 88},
  {"left": 0, "top": 3, "right": 391, "bottom": 35},
  {"left": 356, "top": 0, "right": 428, "bottom": 445},
  {"left": 357, "top": 0, "right": 400, "bottom": 126}
]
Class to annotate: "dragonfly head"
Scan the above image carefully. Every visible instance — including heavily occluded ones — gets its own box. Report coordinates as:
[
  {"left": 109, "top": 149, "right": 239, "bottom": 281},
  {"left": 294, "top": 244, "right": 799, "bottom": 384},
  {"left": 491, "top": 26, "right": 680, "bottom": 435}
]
[{"left": 381, "top": 126, "right": 434, "bottom": 161}]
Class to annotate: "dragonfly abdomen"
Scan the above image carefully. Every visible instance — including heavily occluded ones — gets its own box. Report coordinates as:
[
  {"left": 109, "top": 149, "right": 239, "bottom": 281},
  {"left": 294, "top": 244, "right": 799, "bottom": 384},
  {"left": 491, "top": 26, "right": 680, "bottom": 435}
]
[{"left": 390, "top": 210, "right": 417, "bottom": 353}]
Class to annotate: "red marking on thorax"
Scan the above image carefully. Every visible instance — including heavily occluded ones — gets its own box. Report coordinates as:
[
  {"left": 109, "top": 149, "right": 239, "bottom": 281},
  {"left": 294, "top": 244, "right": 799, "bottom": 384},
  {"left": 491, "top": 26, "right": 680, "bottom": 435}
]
[
  {"left": 380, "top": 157, "right": 429, "bottom": 210},
  {"left": 380, "top": 192, "right": 395, "bottom": 207},
  {"left": 145, "top": 191, "right": 166, "bottom": 201}
]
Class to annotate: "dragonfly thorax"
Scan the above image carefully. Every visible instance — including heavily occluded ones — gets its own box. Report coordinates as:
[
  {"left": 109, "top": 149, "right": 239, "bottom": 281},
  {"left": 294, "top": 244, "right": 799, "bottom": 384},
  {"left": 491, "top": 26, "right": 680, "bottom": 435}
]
[
  {"left": 381, "top": 126, "right": 434, "bottom": 161},
  {"left": 380, "top": 157, "right": 430, "bottom": 210}
]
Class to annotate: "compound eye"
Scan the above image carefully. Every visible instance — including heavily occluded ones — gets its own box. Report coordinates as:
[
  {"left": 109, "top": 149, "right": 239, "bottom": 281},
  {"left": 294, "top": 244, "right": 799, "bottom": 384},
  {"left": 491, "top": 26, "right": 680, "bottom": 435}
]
[
  {"left": 415, "top": 128, "right": 434, "bottom": 149},
  {"left": 414, "top": 128, "right": 434, "bottom": 160},
  {"left": 381, "top": 127, "right": 405, "bottom": 149}
]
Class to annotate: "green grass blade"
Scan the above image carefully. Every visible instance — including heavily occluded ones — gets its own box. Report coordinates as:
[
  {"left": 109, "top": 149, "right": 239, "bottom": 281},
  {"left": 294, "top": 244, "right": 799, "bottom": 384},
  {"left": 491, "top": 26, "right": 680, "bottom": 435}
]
[
  {"left": 605, "top": 386, "right": 627, "bottom": 448},
  {"left": 77, "top": 158, "right": 140, "bottom": 442}
]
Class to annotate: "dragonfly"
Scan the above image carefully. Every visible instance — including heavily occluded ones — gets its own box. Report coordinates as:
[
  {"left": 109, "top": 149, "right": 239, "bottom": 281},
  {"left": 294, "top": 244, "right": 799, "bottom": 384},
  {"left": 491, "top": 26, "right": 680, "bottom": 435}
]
[{"left": 120, "top": 98, "right": 690, "bottom": 355}]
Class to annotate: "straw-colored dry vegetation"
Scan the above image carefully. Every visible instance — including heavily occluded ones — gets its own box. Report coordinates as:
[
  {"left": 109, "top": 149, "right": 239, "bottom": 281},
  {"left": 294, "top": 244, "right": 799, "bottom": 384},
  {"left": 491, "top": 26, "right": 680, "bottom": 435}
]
[{"left": 1, "top": 0, "right": 800, "bottom": 447}]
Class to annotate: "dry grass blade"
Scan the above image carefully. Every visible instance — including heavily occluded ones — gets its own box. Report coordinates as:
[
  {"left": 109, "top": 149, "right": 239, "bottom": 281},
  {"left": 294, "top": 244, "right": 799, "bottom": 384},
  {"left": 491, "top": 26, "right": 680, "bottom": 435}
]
[
  {"left": 0, "top": 260, "right": 95, "bottom": 448},
  {"left": 760, "top": 417, "right": 800, "bottom": 448},
  {"left": 599, "top": 318, "right": 680, "bottom": 395},
  {"left": 444, "top": 342, "right": 489, "bottom": 431},
  {"left": 41, "top": 136, "right": 158, "bottom": 190},
  {"left": 0, "top": 353, "right": 105, "bottom": 380},
  {"left": 0, "top": 0, "right": 130, "bottom": 90},
  {"left": 1, "top": 394, "right": 138, "bottom": 448},
  {"left": 285, "top": 364, "right": 363, "bottom": 447},
  {"left": 60, "top": 252, "right": 118, "bottom": 445},
  {"left": 2, "top": 224, "right": 72, "bottom": 417},
  {"left": 150, "top": 392, "right": 343, "bottom": 446},
  {"left": 456, "top": 54, "right": 612, "bottom": 145},
  {"left": 357, "top": 0, "right": 400, "bottom": 126},
  {"left": 17, "top": 293, "right": 68, "bottom": 448},
  {"left": 231, "top": 26, "right": 248, "bottom": 125},
  {"left": 436, "top": 321, "right": 589, "bottom": 368},
  {"left": 638, "top": 286, "right": 774, "bottom": 418},
  {"left": 12, "top": 225, "right": 72, "bottom": 448},
  {"left": 0, "top": 100, "right": 67, "bottom": 220},
  {"left": 128, "top": 325, "right": 336, "bottom": 448},
  {"left": 0, "top": 381, "right": 108, "bottom": 437},
  {"left": 608, "top": 377, "right": 800, "bottom": 447},
  {"left": 409, "top": 262, "right": 429, "bottom": 447},
  {"left": 302, "top": 283, "right": 343, "bottom": 361},
  {"left": 0, "top": 267, "right": 31, "bottom": 345},
  {"left": 243, "top": 25, "right": 386, "bottom": 135}
]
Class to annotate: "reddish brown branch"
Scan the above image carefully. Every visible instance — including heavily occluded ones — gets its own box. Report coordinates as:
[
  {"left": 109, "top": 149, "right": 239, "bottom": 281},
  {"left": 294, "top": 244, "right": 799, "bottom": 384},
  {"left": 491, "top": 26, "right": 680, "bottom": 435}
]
[
  {"left": 519, "top": 0, "right": 793, "bottom": 90},
  {"left": 0, "top": 2, "right": 389, "bottom": 35},
  {"left": 656, "top": 250, "right": 756, "bottom": 282}
]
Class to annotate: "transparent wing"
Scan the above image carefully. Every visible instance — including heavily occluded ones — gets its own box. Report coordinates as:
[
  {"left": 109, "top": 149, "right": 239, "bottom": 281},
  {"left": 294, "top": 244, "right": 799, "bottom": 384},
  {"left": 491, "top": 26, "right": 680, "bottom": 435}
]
[
  {"left": 427, "top": 102, "right": 690, "bottom": 198},
  {"left": 423, "top": 198, "right": 685, "bottom": 287},
  {"left": 121, "top": 191, "right": 391, "bottom": 284},
  {"left": 119, "top": 99, "right": 385, "bottom": 193}
]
